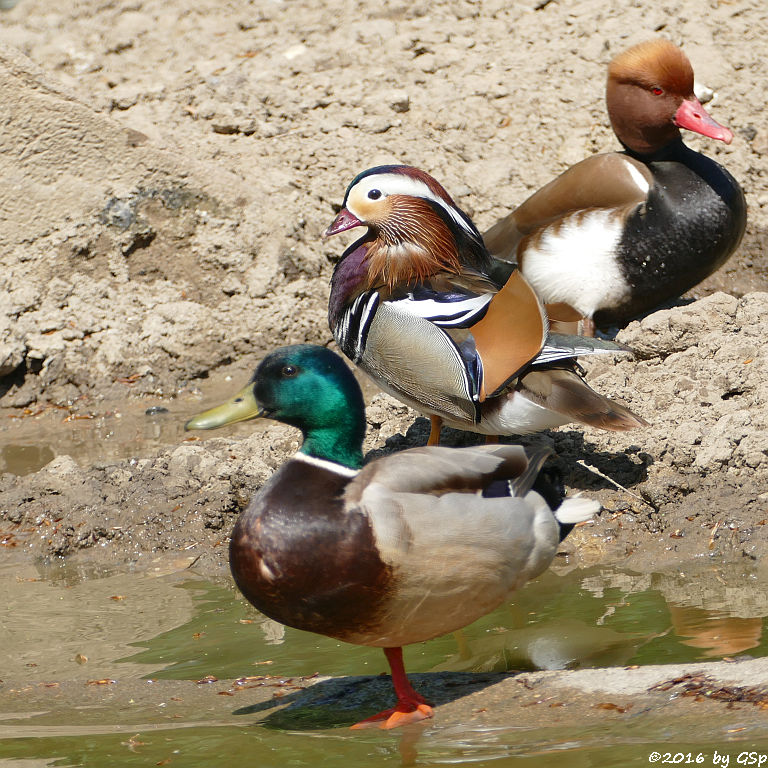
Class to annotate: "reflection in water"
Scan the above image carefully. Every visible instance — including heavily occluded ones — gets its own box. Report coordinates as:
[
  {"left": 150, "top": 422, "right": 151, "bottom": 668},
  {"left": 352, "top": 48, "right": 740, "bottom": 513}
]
[
  {"left": 433, "top": 618, "right": 663, "bottom": 673},
  {"left": 261, "top": 618, "right": 286, "bottom": 645},
  {"left": 667, "top": 604, "right": 762, "bottom": 657},
  {"left": 396, "top": 725, "right": 422, "bottom": 766},
  {"left": 581, "top": 562, "right": 767, "bottom": 660},
  {"left": 3, "top": 560, "right": 768, "bottom": 766}
]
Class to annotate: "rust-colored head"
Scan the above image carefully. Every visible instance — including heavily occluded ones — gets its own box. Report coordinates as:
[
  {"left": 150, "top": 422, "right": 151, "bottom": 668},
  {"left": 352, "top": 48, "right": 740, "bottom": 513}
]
[{"left": 606, "top": 39, "right": 732, "bottom": 154}]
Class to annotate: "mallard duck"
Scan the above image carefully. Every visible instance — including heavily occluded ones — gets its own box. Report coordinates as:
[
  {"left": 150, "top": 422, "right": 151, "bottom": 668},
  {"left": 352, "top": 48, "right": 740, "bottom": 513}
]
[
  {"left": 483, "top": 39, "right": 746, "bottom": 335},
  {"left": 325, "top": 165, "right": 647, "bottom": 446},
  {"left": 185, "top": 344, "right": 599, "bottom": 729}
]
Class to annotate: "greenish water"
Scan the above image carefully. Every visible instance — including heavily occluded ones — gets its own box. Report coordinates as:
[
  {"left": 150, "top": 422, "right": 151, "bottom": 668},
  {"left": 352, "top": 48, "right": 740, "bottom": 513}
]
[
  {"left": 112, "top": 560, "right": 768, "bottom": 681},
  {"left": 2, "top": 559, "right": 768, "bottom": 766}
]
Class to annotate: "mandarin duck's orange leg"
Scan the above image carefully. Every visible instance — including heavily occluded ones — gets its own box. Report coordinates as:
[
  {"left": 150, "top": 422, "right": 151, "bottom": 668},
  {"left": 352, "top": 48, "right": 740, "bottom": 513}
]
[
  {"left": 427, "top": 415, "right": 442, "bottom": 446},
  {"left": 580, "top": 316, "right": 596, "bottom": 338},
  {"left": 350, "top": 647, "right": 434, "bottom": 730}
]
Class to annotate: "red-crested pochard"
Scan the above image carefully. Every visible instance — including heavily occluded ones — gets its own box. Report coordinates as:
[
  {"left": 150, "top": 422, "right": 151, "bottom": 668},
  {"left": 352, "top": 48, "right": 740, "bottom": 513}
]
[{"left": 483, "top": 39, "right": 747, "bottom": 335}]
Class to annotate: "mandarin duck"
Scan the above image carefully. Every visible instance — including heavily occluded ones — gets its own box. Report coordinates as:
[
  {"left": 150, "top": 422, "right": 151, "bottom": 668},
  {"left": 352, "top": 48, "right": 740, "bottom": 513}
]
[
  {"left": 185, "top": 344, "right": 599, "bottom": 729},
  {"left": 483, "top": 38, "right": 747, "bottom": 335},
  {"left": 325, "top": 165, "right": 647, "bottom": 446}
]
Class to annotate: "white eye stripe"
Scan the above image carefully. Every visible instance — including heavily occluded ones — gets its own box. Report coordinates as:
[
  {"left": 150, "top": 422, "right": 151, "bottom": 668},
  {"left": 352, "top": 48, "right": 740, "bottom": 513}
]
[{"left": 348, "top": 173, "right": 480, "bottom": 239}]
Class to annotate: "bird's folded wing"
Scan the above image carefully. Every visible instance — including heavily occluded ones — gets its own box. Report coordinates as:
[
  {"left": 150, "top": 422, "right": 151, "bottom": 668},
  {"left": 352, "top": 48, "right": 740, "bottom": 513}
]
[
  {"left": 483, "top": 153, "right": 653, "bottom": 261},
  {"left": 375, "top": 272, "right": 550, "bottom": 405},
  {"left": 345, "top": 444, "right": 531, "bottom": 501},
  {"left": 345, "top": 446, "right": 563, "bottom": 603},
  {"left": 358, "top": 291, "right": 483, "bottom": 421},
  {"left": 469, "top": 270, "right": 548, "bottom": 400},
  {"left": 534, "top": 332, "right": 633, "bottom": 366}
]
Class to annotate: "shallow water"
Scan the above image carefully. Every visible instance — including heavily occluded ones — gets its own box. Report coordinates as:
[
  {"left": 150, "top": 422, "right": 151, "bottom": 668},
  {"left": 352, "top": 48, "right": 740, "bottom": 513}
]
[
  {"left": 0, "top": 363, "right": 379, "bottom": 476},
  {"left": 2, "top": 559, "right": 768, "bottom": 766},
  {"left": 0, "top": 366, "right": 262, "bottom": 476},
  {"left": 3, "top": 381, "right": 768, "bottom": 764}
]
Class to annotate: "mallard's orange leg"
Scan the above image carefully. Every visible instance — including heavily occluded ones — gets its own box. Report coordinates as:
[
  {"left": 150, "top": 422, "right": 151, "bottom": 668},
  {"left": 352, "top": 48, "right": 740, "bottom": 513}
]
[
  {"left": 427, "top": 415, "right": 442, "bottom": 446},
  {"left": 350, "top": 647, "right": 434, "bottom": 730}
]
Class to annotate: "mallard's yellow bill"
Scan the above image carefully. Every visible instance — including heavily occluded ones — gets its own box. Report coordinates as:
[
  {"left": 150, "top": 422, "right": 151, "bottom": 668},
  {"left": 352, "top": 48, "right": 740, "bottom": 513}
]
[{"left": 184, "top": 383, "right": 264, "bottom": 431}]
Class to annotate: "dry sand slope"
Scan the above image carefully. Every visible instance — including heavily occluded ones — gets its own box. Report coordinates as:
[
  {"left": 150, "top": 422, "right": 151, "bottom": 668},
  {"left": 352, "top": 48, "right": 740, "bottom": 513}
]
[{"left": 0, "top": 0, "right": 767, "bottom": 569}]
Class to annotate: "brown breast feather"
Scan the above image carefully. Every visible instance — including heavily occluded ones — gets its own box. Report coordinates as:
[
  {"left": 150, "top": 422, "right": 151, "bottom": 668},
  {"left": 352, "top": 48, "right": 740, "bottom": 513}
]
[{"left": 364, "top": 196, "right": 463, "bottom": 290}]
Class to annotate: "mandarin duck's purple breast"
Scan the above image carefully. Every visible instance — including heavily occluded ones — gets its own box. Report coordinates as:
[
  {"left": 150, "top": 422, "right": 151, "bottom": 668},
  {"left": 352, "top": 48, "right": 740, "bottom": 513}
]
[{"left": 328, "top": 239, "right": 373, "bottom": 330}]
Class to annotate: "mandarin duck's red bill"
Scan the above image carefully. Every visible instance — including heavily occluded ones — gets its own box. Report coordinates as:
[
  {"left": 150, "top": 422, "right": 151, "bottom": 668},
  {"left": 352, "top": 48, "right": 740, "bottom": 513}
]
[
  {"left": 185, "top": 345, "right": 600, "bottom": 728},
  {"left": 483, "top": 38, "right": 746, "bottom": 335},
  {"left": 324, "top": 208, "right": 363, "bottom": 237},
  {"left": 325, "top": 164, "right": 647, "bottom": 445}
]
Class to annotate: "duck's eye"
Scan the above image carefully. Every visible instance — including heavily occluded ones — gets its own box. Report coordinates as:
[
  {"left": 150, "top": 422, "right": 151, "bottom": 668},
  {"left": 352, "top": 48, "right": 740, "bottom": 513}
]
[
  {"left": 368, "top": 189, "right": 382, "bottom": 200},
  {"left": 652, "top": 87, "right": 664, "bottom": 96},
  {"left": 281, "top": 365, "right": 298, "bottom": 378}
]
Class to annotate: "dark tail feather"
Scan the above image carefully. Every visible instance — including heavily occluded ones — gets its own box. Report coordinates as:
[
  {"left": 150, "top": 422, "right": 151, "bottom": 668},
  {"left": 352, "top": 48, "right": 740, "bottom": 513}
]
[{"left": 520, "top": 367, "right": 648, "bottom": 431}]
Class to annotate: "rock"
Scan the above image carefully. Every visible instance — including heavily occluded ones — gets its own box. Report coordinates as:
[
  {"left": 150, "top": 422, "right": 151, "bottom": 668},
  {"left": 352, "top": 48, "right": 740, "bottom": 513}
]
[{"left": 0, "top": 340, "right": 25, "bottom": 376}]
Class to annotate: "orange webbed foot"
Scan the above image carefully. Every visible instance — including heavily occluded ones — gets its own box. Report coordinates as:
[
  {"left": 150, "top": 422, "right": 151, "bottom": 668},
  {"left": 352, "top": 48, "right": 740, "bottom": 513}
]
[
  {"left": 351, "top": 702, "right": 433, "bottom": 730},
  {"left": 351, "top": 647, "right": 434, "bottom": 730}
]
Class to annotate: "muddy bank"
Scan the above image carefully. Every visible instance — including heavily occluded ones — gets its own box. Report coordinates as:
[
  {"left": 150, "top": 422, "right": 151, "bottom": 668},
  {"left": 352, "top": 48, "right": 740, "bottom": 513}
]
[
  {"left": 2, "top": 0, "right": 768, "bottom": 410},
  {"left": 4, "top": 657, "right": 768, "bottom": 739},
  {"left": 0, "top": 2, "right": 766, "bottom": 585},
  {"left": 0, "top": 291, "right": 766, "bottom": 573}
]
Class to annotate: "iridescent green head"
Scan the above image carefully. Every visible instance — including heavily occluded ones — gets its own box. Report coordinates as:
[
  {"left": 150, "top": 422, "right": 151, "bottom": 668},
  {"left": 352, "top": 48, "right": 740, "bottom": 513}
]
[{"left": 185, "top": 345, "right": 366, "bottom": 469}]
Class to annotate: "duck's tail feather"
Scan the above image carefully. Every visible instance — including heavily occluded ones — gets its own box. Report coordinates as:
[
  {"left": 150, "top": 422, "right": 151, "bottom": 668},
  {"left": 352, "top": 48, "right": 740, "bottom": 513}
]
[
  {"left": 554, "top": 495, "right": 600, "bottom": 542},
  {"left": 555, "top": 496, "right": 601, "bottom": 525},
  {"left": 519, "top": 367, "right": 648, "bottom": 431}
]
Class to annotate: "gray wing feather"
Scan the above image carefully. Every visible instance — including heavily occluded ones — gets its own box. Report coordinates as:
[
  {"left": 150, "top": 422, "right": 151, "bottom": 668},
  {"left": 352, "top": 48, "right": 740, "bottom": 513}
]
[
  {"left": 338, "top": 445, "right": 578, "bottom": 647},
  {"left": 345, "top": 444, "right": 530, "bottom": 502},
  {"left": 536, "top": 333, "right": 633, "bottom": 365},
  {"left": 360, "top": 302, "right": 478, "bottom": 422},
  {"left": 507, "top": 445, "right": 552, "bottom": 498}
]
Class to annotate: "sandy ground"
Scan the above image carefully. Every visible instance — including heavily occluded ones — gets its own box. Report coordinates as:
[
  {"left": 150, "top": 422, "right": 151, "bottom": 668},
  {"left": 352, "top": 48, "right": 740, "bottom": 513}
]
[
  {"left": 1, "top": 0, "right": 768, "bottom": 735},
  {"left": 0, "top": 0, "right": 767, "bottom": 572}
]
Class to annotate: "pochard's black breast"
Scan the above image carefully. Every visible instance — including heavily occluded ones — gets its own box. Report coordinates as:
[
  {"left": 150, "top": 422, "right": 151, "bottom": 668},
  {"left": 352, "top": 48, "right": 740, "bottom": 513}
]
[
  {"left": 229, "top": 459, "right": 393, "bottom": 642},
  {"left": 596, "top": 144, "right": 746, "bottom": 325}
]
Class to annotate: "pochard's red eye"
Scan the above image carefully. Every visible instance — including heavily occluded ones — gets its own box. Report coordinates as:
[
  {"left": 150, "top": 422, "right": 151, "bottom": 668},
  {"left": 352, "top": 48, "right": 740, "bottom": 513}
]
[{"left": 652, "top": 87, "right": 664, "bottom": 96}]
